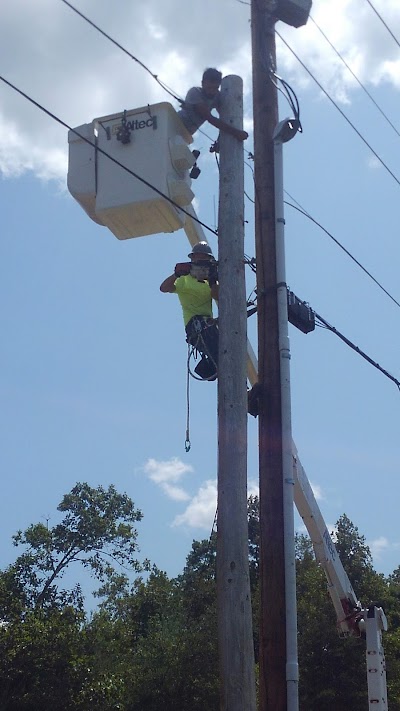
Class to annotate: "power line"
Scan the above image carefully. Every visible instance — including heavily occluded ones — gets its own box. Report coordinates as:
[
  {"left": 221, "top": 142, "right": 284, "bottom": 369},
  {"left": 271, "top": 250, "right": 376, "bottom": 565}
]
[
  {"left": 283, "top": 189, "right": 311, "bottom": 216},
  {"left": 251, "top": 282, "right": 400, "bottom": 389},
  {"left": 310, "top": 14, "right": 400, "bottom": 140},
  {"left": 284, "top": 196, "right": 400, "bottom": 310},
  {"left": 277, "top": 31, "right": 400, "bottom": 191},
  {"left": 59, "top": 0, "right": 216, "bottom": 144},
  {"left": 0, "top": 74, "right": 218, "bottom": 239},
  {"left": 59, "top": 0, "right": 400, "bottom": 189},
  {"left": 5, "top": 26, "right": 399, "bottom": 356},
  {"left": 271, "top": 72, "right": 303, "bottom": 132},
  {"left": 314, "top": 310, "right": 400, "bottom": 391},
  {"left": 59, "top": 0, "right": 182, "bottom": 104},
  {"left": 364, "top": 0, "right": 400, "bottom": 51},
  {"left": 244, "top": 157, "right": 400, "bottom": 311}
]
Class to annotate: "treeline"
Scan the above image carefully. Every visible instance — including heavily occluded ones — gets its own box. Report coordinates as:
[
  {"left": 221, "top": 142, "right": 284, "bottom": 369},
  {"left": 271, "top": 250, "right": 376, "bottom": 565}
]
[{"left": 0, "top": 483, "right": 399, "bottom": 710}]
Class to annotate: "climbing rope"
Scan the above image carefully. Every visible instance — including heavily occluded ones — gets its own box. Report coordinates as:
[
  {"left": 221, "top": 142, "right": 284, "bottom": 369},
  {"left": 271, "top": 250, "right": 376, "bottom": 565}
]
[
  {"left": 184, "top": 320, "right": 219, "bottom": 451},
  {"left": 185, "top": 346, "right": 192, "bottom": 452}
]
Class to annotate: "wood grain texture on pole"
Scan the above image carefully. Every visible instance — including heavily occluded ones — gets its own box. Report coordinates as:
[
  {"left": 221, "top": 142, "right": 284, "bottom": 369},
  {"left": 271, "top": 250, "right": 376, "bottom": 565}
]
[
  {"left": 250, "top": 1, "right": 288, "bottom": 709},
  {"left": 217, "top": 74, "right": 256, "bottom": 711}
]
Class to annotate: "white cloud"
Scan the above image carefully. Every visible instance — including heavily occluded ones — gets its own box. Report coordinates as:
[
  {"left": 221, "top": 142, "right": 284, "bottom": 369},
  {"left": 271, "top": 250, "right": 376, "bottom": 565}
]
[
  {"left": 0, "top": 115, "right": 67, "bottom": 182},
  {"left": 173, "top": 477, "right": 259, "bottom": 530},
  {"left": 278, "top": 0, "right": 400, "bottom": 100},
  {"left": 172, "top": 479, "right": 217, "bottom": 530},
  {"left": 143, "top": 457, "right": 192, "bottom": 502},
  {"left": 367, "top": 536, "right": 400, "bottom": 565},
  {"left": 368, "top": 536, "right": 389, "bottom": 560},
  {"left": 0, "top": 0, "right": 400, "bottom": 182}
]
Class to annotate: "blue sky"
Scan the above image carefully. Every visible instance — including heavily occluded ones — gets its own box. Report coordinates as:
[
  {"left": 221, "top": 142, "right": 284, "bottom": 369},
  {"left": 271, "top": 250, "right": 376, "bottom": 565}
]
[{"left": 0, "top": 0, "right": 400, "bottom": 604}]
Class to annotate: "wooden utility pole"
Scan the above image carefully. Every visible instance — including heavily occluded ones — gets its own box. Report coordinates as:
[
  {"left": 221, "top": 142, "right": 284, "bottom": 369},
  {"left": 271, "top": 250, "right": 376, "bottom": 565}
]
[
  {"left": 217, "top": 74, "right": 257, "bottom": 711},
  {"left": 250, "top": 1, "right": 288, "bottom": 709}
]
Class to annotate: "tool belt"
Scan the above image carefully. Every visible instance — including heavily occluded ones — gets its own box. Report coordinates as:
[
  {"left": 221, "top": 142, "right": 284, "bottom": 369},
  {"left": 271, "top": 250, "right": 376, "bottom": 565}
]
[{"left": 185, "top": 316, "right": 216, "bottom": 344}]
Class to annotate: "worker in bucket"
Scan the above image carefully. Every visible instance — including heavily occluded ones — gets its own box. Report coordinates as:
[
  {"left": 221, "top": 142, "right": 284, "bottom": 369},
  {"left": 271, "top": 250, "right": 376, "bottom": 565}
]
[
  {"left": 160, "top": 242, "right": 219, "bottom": 380},
  {"left": 177, "top": 67, "right": 248, "bottom": 142}
]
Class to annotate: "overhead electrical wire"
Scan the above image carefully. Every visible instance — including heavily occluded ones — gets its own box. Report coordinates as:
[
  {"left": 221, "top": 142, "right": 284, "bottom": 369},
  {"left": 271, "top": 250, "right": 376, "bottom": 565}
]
[
  {"left": 314, "top": 310, "right": 400, "bottom": 391},
  {"left": 257, "top": 39, "right": 400, "bottom": 318},
  {"left": 272, "top": 71, "right": 303, "bottom": 133},
  {"left": 245, "top": 74, "right": 400, "bottom": 391},
  {"left": 283, "top": 196, "right": 400, "bottom": 310},
  {"left": 7, "top": 2, "right": 399, "bottom": 403},
  {"left": 244, "top": 277, "right": 400, "bottom": 390},
  {"left": 261, "top": 52, "right": 400, "bottom": 391},
  {"left": 10, "top": 5, "right": 400, "bottom": 314},
  {"left": 59, "top": 0, "right": 182, "bottom": 104},
  {"left": 309, "top": 14, "right": 400, "bottom": 140},
  {"left": 364, "top": 0, "right": 400, "bottom": 51},
  {"left": 258, "top": 32, "right": 400, "bottom": 311},
  {"left": 59, "top": 0, "right": 216, "bottom": 144},
  {"left": 276, "top": 31, "right": 400, "bottom": 191},
  {"left": 60, "top": 0, "right": 400, "bottom": 190},
  {"left": 0, "top": 74, "right": 218, "bottom": 239},
  {"left": 244, "top": 157, "right": 400, "bottom": 311}
]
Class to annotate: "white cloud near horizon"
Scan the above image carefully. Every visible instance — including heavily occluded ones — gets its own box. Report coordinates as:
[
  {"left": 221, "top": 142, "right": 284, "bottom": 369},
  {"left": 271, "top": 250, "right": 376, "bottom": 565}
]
[{"left": 0, "top": 0, "right": 400, "bottom": 182}]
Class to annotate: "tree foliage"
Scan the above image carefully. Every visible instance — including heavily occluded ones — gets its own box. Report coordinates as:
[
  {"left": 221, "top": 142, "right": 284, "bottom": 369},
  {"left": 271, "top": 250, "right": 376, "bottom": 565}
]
[
  {"left": 1, "top": 488, "right": 400, "bottom": 709},
  {"left": 9, "top": 482, "right": 144, "bottom": 610}
]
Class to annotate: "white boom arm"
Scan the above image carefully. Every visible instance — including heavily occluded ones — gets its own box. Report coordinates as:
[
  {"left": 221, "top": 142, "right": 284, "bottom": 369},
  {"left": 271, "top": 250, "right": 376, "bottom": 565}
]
[
  {"left": 292, "top": 442, "right": 361, "bottom": 635},
  {"left": 293, "top": 446, "right": 388, "bottom": 709}
]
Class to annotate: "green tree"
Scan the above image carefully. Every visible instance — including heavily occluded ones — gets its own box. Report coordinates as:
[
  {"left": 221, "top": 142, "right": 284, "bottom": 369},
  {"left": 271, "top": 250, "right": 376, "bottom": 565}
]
[
  {"left": 295, "top": 515, "right": 395, "bottom": 711},
  {"left": 91, "top": 541, "right": 220, "bottom": 711},
  {"left": 2, "top": 487, "right": 400, "bottom": 711},
  {"left": 10, "top": 482, "right": 144, "bottom": 609},
  {"left": 334, "top": 514, "right": 387, "bottom": 603},
  {"left": 0, "top": 606, "right": 87, "bottom": 711},
  {"left": 0, "top": 482, "right": 145, "bottom": 711},
  {"left": 89, "top": 567, "right": 187, "bottom": 711}
]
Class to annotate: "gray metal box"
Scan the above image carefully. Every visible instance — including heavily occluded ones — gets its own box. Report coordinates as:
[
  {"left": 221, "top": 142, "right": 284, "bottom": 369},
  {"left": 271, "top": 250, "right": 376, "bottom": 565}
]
[{"left": 276, "top": 0, "right": 312, "bottom": 27}]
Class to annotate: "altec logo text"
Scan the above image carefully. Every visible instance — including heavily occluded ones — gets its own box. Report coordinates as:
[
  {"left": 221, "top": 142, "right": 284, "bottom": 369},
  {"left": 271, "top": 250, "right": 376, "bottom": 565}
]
[{"left": 112, "top": 115, "right": 158, "bottom": 135}]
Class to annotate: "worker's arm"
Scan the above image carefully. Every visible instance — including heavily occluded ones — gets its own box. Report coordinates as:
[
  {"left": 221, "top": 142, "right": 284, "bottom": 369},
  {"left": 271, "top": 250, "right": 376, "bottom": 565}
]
[
  {"left": 195, "top": 103, "right": 248, "bottom": 141},
  {"left": 160, "top": 274, "right": 176, "bottom": 293}
]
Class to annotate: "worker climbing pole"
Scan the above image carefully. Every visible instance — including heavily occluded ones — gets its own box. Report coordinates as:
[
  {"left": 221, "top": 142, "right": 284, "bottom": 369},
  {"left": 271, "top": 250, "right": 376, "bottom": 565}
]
[{"left": 159, "top": 241, "right": 219, "bottom": 381}]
